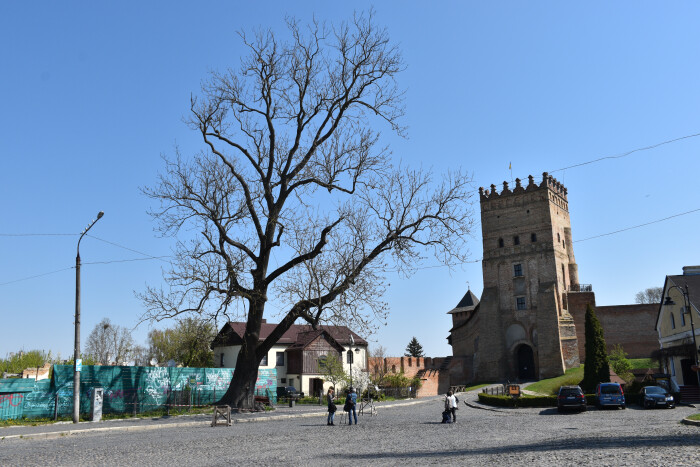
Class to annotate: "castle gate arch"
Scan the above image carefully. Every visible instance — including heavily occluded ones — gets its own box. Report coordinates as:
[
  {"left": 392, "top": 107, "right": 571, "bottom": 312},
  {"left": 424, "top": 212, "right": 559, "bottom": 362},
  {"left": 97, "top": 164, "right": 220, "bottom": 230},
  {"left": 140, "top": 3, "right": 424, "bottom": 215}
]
[{"left": 515, "top": 344, "right": 535, "bottom": 380}]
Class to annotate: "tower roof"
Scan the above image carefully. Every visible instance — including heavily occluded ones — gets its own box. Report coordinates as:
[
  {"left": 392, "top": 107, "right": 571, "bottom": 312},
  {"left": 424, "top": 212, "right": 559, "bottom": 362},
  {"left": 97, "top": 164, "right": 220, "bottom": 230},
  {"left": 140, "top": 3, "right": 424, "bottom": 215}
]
[{"left": 448, "top": 289, "right": 480, "bottom": 314}]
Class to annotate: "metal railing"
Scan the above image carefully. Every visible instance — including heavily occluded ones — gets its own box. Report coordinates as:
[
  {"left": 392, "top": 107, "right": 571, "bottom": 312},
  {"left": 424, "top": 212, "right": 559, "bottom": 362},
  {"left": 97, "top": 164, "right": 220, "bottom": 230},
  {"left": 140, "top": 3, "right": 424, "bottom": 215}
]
[{"left": 569, "top": 284, "right": 593, "bottom": 292}]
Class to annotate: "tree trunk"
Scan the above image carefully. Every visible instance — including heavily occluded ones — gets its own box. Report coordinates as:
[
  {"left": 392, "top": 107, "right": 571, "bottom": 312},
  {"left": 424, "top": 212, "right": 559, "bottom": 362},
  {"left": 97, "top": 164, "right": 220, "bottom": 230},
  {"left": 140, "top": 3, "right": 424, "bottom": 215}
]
[{"left": 217, "top": 346, "right": 260, "bottom": 409}]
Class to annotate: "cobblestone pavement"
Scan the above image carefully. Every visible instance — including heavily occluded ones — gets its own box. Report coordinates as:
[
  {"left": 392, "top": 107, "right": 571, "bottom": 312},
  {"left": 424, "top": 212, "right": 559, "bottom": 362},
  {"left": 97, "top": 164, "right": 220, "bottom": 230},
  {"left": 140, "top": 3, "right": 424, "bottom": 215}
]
[{"left": 1, "top": 393, "right": 698, "bottom": 466}]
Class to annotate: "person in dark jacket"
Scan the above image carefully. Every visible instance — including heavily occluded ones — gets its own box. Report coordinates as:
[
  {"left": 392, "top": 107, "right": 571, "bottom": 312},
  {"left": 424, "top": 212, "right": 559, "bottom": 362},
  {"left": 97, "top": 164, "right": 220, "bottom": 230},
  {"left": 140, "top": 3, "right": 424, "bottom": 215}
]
[{"left": 327, "top": 387, "right": 336, "bottom": 426}]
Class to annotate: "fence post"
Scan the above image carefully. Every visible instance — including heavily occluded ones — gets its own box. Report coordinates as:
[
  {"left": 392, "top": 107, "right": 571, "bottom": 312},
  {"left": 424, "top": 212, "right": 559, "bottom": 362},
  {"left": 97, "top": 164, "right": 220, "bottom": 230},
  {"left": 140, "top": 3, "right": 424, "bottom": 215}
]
[
  {"left": 133, "top": 391, "right": 137, "bottom": 416},
  {"left": 54, "top": 393, "right": 59, "bottom": 421}
]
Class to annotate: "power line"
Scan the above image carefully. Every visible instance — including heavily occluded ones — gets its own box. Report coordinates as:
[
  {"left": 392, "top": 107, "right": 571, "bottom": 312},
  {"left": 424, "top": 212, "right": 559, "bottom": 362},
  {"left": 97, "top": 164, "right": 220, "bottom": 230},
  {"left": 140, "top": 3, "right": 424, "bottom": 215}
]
[
  {"left": 548, "top": 131, "right": 700, "bottom": 174},
  {"left": 0, "top": 267, "right": 74, "bottom": 286},
  {"left": 86, "top": 234, "right": 169, "bottom": 262},
  {"left": 0, "top": 233, "right": 76, "bottom": 237},
  {"left": 574, "top": 207, "right": 700, "bottom": 243}
]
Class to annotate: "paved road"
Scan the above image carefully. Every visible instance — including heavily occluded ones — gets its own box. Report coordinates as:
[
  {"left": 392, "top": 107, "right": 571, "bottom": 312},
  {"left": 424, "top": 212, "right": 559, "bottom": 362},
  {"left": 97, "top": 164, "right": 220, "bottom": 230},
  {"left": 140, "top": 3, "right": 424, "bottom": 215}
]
[{"left": 1, "top": 394, "right": 698, "bottom": 466}]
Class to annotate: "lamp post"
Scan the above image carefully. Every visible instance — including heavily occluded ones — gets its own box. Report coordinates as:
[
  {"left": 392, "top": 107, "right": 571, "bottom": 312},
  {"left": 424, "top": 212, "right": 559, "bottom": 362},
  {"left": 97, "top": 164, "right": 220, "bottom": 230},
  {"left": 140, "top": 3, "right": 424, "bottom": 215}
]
[
  {"left": 663, "top": 283, "right": 700, "bottom": 386},
  {"left": 73, "top": 211, "right": 104, "bottom": 423},
  {"left": 348, "top": 334, "right": 360, "bottom": 390}
]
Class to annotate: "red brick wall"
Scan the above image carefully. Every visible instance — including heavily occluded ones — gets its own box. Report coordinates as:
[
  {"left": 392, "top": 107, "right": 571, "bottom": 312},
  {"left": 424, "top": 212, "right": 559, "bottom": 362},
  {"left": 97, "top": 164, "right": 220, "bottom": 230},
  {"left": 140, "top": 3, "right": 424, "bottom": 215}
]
[{"left": 568, "top": 293, "right": 659, "bottom": 360}]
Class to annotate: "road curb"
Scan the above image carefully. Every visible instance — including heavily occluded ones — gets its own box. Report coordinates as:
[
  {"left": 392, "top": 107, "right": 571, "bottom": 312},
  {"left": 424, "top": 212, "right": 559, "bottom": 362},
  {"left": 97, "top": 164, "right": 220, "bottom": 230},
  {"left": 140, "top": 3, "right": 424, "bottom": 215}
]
[
  {"left": 681, "top": 417, "right": 700, "bottom": 426},
  {"left": 0, "top": 397, "right": 437, "bottom": 442}
]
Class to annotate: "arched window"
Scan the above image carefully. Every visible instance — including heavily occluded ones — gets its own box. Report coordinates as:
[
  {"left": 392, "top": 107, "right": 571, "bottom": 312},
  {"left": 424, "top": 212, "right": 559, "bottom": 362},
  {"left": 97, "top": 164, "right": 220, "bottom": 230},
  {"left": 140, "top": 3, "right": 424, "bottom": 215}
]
[
  {"left": 347, "top": 350, "right": 354, "bottom": 364},
  {"left": 498, "top": 238, "right": 504, "bottom": 248},
  {"left": 513, "top": 235, "right": 520, "bottom": 245},
  {"left": 670, "top": 313, "right": 676, "bottom": 329}
]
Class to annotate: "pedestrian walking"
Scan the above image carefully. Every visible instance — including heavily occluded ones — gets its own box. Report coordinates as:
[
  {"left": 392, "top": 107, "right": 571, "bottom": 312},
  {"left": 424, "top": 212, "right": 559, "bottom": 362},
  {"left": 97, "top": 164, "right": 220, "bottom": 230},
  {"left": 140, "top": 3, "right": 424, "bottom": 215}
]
[
  {"left": 345, "top": 387, "right": 358, "bottom": 425},
  {"left": 327, "top": 387, "right": 336, "bottom": 426},
  {"left": 444, "top": 391, "right": 457, "bottom": 423}
]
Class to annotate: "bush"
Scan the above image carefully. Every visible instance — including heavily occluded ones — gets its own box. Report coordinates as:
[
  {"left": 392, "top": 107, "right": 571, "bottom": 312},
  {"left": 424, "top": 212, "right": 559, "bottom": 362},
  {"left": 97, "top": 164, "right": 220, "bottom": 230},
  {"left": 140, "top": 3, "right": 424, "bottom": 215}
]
[{"left": 478, "top": 393, "right": 558, "bottom": 407}]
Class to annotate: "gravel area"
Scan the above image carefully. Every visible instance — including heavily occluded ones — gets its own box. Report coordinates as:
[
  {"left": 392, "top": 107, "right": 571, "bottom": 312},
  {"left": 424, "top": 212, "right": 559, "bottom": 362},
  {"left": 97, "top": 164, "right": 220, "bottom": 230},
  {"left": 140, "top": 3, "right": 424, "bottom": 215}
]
[{"left": 1, "top": 393, "right": 698, "bottom": 466}]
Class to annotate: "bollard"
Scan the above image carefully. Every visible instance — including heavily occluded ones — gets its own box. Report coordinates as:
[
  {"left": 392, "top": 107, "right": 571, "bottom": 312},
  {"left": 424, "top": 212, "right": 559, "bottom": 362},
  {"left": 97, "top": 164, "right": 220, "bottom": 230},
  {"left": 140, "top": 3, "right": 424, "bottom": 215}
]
[{"left": 289, "top": 397, "right": 295, "bottom": 408}]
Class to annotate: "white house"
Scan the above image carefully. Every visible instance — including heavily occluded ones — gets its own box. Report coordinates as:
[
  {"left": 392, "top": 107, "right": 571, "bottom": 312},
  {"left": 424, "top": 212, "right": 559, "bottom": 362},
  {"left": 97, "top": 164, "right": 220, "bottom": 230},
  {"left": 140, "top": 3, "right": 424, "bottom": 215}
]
[{"left": 211, "top": 320, "right": 368, "bottom": 396}]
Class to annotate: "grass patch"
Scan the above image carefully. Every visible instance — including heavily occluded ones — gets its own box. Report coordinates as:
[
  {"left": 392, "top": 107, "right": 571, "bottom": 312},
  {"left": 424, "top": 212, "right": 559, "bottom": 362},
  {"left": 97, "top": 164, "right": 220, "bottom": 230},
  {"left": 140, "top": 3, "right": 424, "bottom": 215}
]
[
  {"left": 687, "top": 413, "right": 700, "bottom": 421},
  {"left": 526, "top": 366, "right": 584, "bottom": 395},
  {"left": 628, "top": 358, "right": 656, "bottom": 370},
  {"left": 461, "top": 383, "right": 491, "bottom": 392}
]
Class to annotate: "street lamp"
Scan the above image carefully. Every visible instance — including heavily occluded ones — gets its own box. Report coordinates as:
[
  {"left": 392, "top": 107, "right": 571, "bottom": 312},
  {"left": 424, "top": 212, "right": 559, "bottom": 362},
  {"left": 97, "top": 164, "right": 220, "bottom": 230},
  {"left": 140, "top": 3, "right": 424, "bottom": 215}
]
[
  {"left": 663, "top": 283, "right": 700, "bottom": 387},
  {"left": 73, "top": 211, "right": 104, "bottom": 423},
  {"left": 348, "top": 334, "right": 361, "bottom": 389}
]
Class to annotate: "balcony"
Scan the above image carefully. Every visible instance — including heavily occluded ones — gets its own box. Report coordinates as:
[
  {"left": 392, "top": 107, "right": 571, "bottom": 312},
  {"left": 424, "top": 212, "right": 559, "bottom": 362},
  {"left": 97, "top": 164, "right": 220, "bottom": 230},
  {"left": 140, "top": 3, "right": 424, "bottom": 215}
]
[{"left": 569, "top": 284, "right": 592, "bottom": 292}]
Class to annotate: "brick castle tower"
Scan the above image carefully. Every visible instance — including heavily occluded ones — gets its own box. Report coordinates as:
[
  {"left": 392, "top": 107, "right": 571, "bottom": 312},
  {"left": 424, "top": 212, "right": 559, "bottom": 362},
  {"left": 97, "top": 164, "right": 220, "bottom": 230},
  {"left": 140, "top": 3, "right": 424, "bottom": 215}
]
[{"left": 449, "top": 172, "right": 580, "bottom": 381}]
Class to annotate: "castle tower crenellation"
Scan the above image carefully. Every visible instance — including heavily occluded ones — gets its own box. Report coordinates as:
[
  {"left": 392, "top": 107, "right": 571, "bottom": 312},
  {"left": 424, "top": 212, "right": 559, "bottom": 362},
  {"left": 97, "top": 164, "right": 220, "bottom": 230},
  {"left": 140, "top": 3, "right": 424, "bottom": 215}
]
[{"left": 478, "top": 173, "right": 568, "bottom": 205}]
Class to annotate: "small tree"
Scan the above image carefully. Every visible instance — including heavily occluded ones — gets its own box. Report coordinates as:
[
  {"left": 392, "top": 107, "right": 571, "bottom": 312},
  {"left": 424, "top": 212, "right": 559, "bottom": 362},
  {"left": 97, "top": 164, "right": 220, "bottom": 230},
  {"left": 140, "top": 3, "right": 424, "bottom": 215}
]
[
  {"left": 608, "top": 344, "right": 634, "bottom": 383},
  {"left": 85, "top": 318, "right": 135, "bottom": 365},
  {"left": 319, "top": 352, "right": 347, "bottom": 397},
  {"left": 369, "top": 345, "right": 388, "bottom": 387},
  {"left": 634, "top": 287, "right": 663, "bottom": 304},
  {"left": 581, "top": 304, "right": 610, "bottom": 391},
  {"left": 404, "top": 337, "right": 425, "bottom": 357},
  {"left": 148, "top": 318, "right": 216, "bottom": 367}
]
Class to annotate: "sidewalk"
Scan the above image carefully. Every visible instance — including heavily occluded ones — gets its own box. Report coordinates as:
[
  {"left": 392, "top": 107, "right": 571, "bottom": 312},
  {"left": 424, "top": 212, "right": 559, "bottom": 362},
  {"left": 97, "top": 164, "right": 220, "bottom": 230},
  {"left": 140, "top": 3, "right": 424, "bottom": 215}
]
[{"left": 0, "top": 397, "right": 437, "bottom": 441}]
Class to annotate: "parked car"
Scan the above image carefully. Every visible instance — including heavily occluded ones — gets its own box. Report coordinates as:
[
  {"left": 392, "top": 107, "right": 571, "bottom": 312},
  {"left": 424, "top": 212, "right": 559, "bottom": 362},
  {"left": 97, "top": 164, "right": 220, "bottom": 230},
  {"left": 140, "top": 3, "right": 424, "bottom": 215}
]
[
  {"left": 557, "top": 385, "right": 587, "bottom": 412},
  {"left": 596, "top": 382, "right": 625, "bottom": 409},
  {"left": 641, "top": 386, "right": 675, "bottom": 409},
  {"left": 276, "top": 386, "right": 300, "bottom": 399}
]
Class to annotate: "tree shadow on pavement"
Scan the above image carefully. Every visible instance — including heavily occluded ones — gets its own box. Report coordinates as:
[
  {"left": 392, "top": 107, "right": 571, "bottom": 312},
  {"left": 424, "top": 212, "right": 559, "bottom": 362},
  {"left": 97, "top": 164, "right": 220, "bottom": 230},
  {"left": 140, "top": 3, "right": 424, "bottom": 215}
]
[{"left": 345, "top": 433, "right": 700, "bottom": 461}]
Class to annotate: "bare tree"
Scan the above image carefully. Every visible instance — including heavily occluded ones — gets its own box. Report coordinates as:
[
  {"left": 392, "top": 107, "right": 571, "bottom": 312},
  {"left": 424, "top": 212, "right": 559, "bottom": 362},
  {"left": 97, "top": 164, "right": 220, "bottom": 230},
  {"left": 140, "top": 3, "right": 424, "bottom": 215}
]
[
  {"left": 85, "top": 318, "right": 135, "bottom": 365},
  {"left": 635, "top": 287, "right": 663, "bottom": 304},
  {"left": 369, "top": 344, "right": 388, "bottom": 387},
  {"left": 141, "top": 12, "right": 475, "bottom": 409}
]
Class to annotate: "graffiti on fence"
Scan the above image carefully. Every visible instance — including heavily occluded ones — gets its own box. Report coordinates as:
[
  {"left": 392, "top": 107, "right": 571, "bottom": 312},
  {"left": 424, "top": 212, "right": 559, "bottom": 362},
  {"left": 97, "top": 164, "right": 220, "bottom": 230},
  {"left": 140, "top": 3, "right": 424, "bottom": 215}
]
[{"left": 0, "top": 393, "right": 23, "bottom": 407}]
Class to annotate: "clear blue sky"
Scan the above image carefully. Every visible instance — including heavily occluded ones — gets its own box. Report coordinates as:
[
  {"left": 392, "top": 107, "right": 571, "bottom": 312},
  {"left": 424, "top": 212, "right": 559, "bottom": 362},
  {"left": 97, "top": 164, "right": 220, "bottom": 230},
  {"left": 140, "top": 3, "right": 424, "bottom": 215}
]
[{"left": 2, "top": 1, "right": 699, "bottom": 360}]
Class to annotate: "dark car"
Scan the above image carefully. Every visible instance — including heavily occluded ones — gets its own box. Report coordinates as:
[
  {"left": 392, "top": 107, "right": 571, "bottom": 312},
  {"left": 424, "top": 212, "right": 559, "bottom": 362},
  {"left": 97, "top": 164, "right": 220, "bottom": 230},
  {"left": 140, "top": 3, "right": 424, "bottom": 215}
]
[
  {"left": 557, "top": 385, "right": 587, "bottom": 412},
  {"left": 641, "top": 386, "right": 675, "bottom": 409},
  {"left": 596, "top": 382, "right": 626, "bottom": 409},
  {"left": 276, "top": 386, "right": 300, "bottom": 399}
]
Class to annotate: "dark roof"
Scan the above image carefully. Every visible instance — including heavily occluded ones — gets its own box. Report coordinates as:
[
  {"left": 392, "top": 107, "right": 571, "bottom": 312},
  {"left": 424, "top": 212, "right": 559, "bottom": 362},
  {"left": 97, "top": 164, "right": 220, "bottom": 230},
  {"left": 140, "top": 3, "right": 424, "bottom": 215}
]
[
  {"left": 286, "top": 330, "right": 346, "bottom": 352},
  {"left": 448, "top": 289, "right": 479, "bottom": 314},
  {"left": 213, "top": 321, "right": 368, "bottom": 348}
]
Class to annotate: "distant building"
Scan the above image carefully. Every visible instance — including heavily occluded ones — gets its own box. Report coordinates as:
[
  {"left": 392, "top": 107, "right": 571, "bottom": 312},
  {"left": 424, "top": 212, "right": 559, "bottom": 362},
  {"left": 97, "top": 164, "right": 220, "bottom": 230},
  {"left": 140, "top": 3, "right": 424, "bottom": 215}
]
[
  {"left": 211, "top": 321, "right": 367, "bottom": 396},
  {"left": 21, "top": 363, "right": 51, "bottom": 381}
]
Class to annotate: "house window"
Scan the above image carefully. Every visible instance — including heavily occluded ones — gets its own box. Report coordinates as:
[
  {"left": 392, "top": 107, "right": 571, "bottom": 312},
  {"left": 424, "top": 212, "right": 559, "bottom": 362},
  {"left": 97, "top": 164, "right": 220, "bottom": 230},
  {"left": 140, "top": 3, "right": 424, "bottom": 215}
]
[
  {"left": 680, "top": 307, "right": 686, "bottom": 327},
  {"left": 513, "top": 264, "right": 523, "bottom": 277},
  {"left": 347, "top": 350, "right": 354, "bottom": 364},
  {"left": 220, "top": 354, "right": 224, "bottom": 367},
  {"left": 513, "top": 235, "right": 520, "bottom": 245},
  {"left": 498, "top": 238, "right": 504, "bottom": 248},
  {"left": 531, "top": 233, "right": 537, "bottom": 242},
  {"left": 276, "top": 352, "right": 285, "bottom": 366},
  {"left": 260, "top": 353, "right": 268, "bottom": 366},
  {"left": 670, "top": 313, "right": 676, "bottom": 329},
  {"left": 281, "top": 378, "right": 286, "bottom": 384},
  {"left": 516, "top": 297, "right": 526, "bottom": 310}
]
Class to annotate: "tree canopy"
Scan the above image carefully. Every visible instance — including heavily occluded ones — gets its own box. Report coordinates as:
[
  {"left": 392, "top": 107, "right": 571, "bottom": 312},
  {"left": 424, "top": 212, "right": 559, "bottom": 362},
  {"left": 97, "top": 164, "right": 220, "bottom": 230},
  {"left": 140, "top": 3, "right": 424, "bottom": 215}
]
[
  {"left": 404, "top": 337, "right": 424, "bottom": 357},
  {"left": 581, "top": 304, "right": 610, "bottom": 391},
  {"left": 140, "top": 11, "right": 474, "bottom": 408},
  {"left": 148, "top": 318, "right": 216, "bottom": 367},
  {"left": 634, "top": 287, "right": 663, "bottom": 304}
]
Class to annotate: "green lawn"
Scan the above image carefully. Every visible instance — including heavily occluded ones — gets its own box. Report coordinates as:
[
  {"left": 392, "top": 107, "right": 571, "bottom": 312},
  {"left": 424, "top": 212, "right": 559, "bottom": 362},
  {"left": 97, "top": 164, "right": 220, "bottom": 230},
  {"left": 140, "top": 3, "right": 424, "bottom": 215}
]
[
  {"left": 686, "top": 413, "right": 700, "bottom": 421},
  {"left": 526, "top": 366, "right": 584, "bottom": 395},
  {"left": 462, "top": 383, "right": 491, "bottom": 392},
  {"left": 628, "top": 358, "right": 656, "bottom": 370}
]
